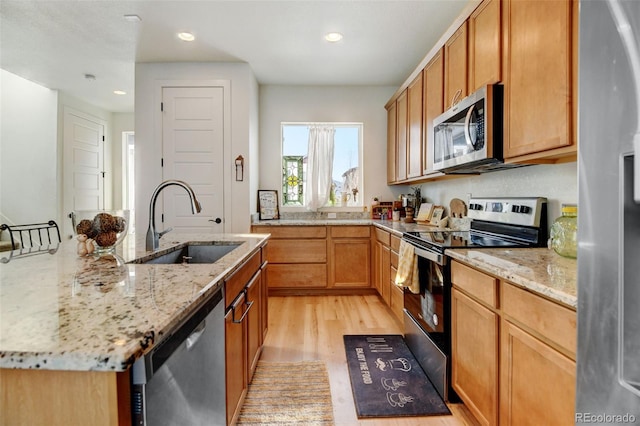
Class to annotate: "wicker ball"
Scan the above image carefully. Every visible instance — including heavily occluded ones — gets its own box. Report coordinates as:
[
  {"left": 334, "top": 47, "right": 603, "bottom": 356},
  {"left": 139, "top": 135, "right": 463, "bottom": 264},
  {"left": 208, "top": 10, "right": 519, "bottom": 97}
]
[
  {"left": 93, "top": 213, "right": 117, "bottom": 233},
  {"left": 95, "top": 231, "right": 117, "bottom": 247},
  {"left": 114, "top": 216, "right": 127, "bottom": 233},
  {"left": 76, "top": 219, "right": 94, "bottom": 237}
]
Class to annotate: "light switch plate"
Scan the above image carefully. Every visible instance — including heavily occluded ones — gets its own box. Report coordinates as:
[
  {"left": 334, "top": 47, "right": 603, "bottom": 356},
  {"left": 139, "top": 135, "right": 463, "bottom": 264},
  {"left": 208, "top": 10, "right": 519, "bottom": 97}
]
[{"left": 328, "top": 213, "right": 337, "bottom": 219}]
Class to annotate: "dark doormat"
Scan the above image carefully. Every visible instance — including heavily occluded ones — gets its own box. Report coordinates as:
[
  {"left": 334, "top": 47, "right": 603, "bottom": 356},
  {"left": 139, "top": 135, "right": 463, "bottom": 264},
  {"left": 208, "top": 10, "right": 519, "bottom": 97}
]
[{"left": 343, "top": 334, "right": 451, "bottom": 418}]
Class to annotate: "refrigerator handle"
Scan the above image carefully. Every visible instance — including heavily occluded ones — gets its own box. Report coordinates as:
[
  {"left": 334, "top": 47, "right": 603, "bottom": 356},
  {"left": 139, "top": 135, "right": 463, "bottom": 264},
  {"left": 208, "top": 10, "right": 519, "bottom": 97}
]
[{"left": 636, "top": 134, "right": 640, "bottom": 202}]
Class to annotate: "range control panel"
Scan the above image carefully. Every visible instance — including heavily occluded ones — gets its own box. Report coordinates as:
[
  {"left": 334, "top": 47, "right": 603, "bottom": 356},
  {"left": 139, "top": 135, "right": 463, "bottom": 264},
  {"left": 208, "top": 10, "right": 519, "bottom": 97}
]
[{"left": 467, "top": 197, "right": 547, "bottom": 227}]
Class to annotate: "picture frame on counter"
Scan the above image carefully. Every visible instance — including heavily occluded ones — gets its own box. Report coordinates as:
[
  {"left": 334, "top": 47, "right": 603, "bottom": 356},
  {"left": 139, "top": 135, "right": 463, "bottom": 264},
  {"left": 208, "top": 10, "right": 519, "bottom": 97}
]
[
  {"left": 429, "top": 205, "right": 445, "bottom": 225},
  {"left": 258, "top": 190, "right": 280, "bottom": 220}
]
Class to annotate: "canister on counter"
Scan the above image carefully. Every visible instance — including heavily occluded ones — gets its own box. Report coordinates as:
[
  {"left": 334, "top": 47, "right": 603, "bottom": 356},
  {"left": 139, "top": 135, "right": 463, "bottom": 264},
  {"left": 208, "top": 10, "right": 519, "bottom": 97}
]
[{"left": 549, "top": 204, "right": 577, "bottom": 258}]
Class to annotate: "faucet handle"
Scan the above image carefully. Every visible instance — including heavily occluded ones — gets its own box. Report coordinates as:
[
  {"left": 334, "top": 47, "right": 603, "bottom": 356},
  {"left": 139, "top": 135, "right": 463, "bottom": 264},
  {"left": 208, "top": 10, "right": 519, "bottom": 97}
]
[{"left": 158, "top": 227, "right": 173, "bottom": 238}]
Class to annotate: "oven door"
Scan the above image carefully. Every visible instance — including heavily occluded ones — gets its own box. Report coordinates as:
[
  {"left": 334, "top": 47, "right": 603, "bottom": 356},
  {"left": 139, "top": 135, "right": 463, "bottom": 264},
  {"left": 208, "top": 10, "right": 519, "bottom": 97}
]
[{"left": 403, "top": 246, "right": 448, "bottom": 351}]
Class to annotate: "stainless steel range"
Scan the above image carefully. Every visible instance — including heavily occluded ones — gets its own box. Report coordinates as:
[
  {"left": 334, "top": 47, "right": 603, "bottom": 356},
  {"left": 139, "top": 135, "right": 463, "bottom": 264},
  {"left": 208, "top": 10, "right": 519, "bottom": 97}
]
[{"left": 401, "top": 196, "right": 547, "bottom": 402}]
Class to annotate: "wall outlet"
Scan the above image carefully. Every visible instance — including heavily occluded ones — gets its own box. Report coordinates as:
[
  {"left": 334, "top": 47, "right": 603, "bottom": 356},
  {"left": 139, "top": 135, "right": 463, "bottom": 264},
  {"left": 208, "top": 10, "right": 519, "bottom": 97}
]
[{"left": 327, "top": 213, "right": 337, "bottom": 219}]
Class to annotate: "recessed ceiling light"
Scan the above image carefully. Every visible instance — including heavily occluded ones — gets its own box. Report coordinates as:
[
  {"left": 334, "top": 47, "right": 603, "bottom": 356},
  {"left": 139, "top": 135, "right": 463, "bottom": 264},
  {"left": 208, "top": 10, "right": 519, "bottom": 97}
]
[
  {"left": 123, "top": 14, "right": 141, "bottom": 22},
  {"left": 113, "top": 90, "right": 127, "bottom": 95},
  {"left": 324, "top": 32, "right": 343, "bottom": 43},
  {"left": 178, "top": 32, "right": 195, "bottom": 42}
]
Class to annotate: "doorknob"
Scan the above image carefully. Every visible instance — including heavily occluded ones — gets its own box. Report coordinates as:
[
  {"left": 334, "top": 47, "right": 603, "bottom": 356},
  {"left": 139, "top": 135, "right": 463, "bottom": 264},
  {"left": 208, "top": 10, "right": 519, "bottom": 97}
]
[{"left": 209, "top": 218, "right": 222, "bottom": 224}]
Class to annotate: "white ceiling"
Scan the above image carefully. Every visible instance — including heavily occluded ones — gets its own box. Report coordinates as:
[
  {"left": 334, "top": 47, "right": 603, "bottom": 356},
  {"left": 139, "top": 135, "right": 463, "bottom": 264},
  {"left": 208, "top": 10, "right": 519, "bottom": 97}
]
[{"left": 0, "top": 0, "right": 470, "bottom": 113}]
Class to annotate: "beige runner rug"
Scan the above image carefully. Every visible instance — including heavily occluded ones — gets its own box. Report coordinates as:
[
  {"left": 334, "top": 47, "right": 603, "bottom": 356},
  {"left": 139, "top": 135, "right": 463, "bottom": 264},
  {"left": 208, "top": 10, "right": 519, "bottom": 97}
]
[{"left": 236, "top": 360, "right": 335, "bottom": 425}]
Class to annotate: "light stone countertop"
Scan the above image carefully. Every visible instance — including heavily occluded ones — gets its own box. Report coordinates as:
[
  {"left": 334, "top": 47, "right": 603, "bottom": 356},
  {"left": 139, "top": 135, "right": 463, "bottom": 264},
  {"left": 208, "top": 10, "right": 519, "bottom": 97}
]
[
  {"left": 0, "top": 232, "right": 269, "bottom": 372},
  {"left": 445, "top": 248, "right": 577, "bottom": 309}
]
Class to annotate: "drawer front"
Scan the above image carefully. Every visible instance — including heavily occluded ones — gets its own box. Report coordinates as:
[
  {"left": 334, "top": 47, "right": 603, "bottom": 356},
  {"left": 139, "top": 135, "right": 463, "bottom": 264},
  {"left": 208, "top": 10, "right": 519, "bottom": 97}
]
[
  {"left": 225, "top": 250, "right": 261, "bottom": 308},
  {"left": 451, "top": 260, "right": 498, "bottom": 308},
  {"left": 502, "top": 282, "right": 577, "bottom": 358},
  {"left": 374, "top": 227, "right": 390, "bottom": 245},
  {"left": 390, "top": 234, "right": 401, "bottom": 252},
  {"left": 253, "top": 225, "right": 326, "bottom": 239},
  {"left": 267, "top": 239, "right": 326, "bottom": 263},
  {"left": 330, "top": 226, "right": 371, "bottom": 238},
  {"left": 267, "top": 264, "right": 327, "bottom": 288}
]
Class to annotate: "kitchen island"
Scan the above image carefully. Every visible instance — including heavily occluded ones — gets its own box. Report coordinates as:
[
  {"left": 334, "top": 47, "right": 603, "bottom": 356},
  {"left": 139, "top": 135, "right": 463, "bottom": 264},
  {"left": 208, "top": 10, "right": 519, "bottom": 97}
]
[{"left": 0, "top": 231, "right": 269, "bottom": 425}]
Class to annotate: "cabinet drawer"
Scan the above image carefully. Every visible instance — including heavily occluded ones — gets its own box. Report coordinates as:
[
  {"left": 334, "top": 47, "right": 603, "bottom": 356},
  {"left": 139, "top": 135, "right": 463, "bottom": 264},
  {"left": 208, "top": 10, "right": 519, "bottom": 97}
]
[
  {"left": 267, "top": 264, "right": 327, "bottom": 288},
  {"left": 267, "top": 239, "right": 326, "bottom": 263},
  {"left": 451, "top": 260, "right": 498, "bottom": 308},
  {"left": 374, "top": 228, "right": 390, "bottom": 245},
  {"left": 330, "top": 226, "right": 370, "bottom": 238},
  {"left": 225, "top": 250, "right": 261, "bottom": 309},
  {"left": 253, "top": 225, "right": 326, "bottom": 239},
  {"left": 502, "top": 282, "right": 577, "bottom": 358},
  {"left": 390, "top": 235, "right": 401, "bottom": 252}
]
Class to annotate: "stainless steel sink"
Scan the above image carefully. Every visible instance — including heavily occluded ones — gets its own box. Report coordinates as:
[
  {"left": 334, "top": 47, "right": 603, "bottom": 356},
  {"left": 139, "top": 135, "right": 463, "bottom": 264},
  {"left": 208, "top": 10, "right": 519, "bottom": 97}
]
[{"left": 129, "top": 242, "right": 242, "bottom": 264}]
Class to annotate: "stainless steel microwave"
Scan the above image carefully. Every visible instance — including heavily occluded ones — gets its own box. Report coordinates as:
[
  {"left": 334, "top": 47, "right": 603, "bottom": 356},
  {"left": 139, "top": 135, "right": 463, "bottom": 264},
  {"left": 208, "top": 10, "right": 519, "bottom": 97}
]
[{"left": 431, "top": 84, "right": 519, "bottom": 174}]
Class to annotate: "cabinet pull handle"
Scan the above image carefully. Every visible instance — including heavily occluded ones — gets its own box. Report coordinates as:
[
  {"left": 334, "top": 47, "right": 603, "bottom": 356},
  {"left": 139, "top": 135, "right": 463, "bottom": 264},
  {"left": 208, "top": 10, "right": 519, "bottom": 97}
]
[{"left": 232, "top": 293, "right": 254, "bottom": 324}]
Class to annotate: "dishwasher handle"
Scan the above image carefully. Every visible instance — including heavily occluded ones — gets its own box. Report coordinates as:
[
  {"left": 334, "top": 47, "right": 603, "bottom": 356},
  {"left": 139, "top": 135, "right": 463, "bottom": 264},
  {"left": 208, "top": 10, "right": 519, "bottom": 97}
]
[{"left": 231, "top": 290, "right": 254, "bottom": 324}]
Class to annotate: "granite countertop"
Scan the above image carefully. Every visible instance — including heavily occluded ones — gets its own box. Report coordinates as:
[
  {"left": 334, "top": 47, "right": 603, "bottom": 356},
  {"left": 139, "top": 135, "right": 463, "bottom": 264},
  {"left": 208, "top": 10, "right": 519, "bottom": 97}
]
[
  {"left": 446, "top": 248, "right": 577, "bottom": 309},
  {"left": 372, "top": 220, "right": 577, "bottom": 309},
  {"left": 0, "top": 232, "right": 269, "bottom": 372}
]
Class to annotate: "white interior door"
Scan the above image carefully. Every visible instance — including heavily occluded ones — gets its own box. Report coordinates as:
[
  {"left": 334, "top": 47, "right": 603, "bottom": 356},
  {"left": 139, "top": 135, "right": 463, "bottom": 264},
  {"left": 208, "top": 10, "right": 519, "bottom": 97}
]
[
  {"left": 63, "top": 108, "right": 105, "bottom": 238},
  {"left": 162, "top": 86, "right": 225, "bottom": 233}
]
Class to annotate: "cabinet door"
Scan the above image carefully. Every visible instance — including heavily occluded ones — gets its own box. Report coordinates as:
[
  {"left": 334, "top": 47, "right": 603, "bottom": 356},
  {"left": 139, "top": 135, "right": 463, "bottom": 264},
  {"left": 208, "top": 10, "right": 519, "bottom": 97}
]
[
  {"left": 468, "top": 0, "right": 501, "bottom": 91},
  {"left": 260, "top": 262, "right": 268, "bottom": 342},
  {"left": 500, "top": 320, "right": 576, "bottom": 426},
  {"left": 225, "top": 292, "right": 248, "bottom": 426},
  {"left": 396, "top": 89, "right": 408, "bottom": 181},
  {"left": 386, "top": 102, "right": 397, "bottom": 184},
  {"left": 423, "top": 48, "right": 444, "bottom": 175},
  {"left": 503, "top": 0, "right": 574, "bottom": 159},
  {"left": 452, "top": 288, "right": 499, "bottom": 426},
  {"left": 407, "top": 73, "right": 423, "bottom": 179},
  {"left": 246, "top": 271, "right": 262, "bottom": 382},
  {"left": 373, "top": 240, "right": 383, "bottom": 296},
  {"left": 444, "top": 22, "right": 468, "bottom": 109},
  {"left": 330, "top": 239, "right": 371, "bottom": 287}
]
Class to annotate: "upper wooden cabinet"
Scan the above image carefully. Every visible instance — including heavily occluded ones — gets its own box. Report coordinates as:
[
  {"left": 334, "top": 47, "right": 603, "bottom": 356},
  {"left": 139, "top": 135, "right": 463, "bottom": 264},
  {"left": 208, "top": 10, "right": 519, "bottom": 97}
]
[
  {"left": 422, "top": 48, "right": 445, "bottom": 176},
  {"left": 386, "top": 102, "right": 397, "bottom": 184},
  {"left": 444, "top": 21, "right": 468, "bottom": 109},
  {"left": 468, "top": 0, "right": 501, "bottom": 92},
  {"left": 503, "top": 0, "right": 577, "bottom": 161},
  {"left": 407, "top": 73, "right": 423, "bottom": 179},
  {"left": 395, "top": 89, "right": 408, "bottom": 182}
]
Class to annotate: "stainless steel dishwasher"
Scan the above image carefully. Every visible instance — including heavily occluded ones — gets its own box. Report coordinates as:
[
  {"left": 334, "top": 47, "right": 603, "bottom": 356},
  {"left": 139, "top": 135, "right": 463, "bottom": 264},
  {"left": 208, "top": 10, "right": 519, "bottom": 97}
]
[{"left": 131, "top": 288, "right": 225, "bottom": 425}]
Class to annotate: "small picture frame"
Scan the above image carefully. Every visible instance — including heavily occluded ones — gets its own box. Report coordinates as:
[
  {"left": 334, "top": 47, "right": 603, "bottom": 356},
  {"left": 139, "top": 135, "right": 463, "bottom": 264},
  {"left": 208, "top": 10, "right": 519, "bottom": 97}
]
[
  {"left": 429, "top": 205, "right": 445, "bottom": 225},
  {"left": 258, "top": 190, "right": 280, "bottom": 220},
  {"left": 416, "top": 202, "right": 434, "bottom": 222}
]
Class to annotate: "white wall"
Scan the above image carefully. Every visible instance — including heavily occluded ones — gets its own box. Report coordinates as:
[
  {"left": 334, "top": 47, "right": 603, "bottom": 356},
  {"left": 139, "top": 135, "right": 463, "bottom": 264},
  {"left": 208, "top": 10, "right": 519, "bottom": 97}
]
[
  {"left": 135, "top": 62, "right": 258, "bottom": 234},
  {"left": 259, "top": 85, "right": 398, "bottom": 212},
  {"left": 0, "top": 70, "right": 58, "bottom": 224}
]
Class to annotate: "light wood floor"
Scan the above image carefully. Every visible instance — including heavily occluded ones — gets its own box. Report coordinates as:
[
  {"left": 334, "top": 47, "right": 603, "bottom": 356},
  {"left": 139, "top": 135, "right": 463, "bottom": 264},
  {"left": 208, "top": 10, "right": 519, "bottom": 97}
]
[{"left": 260, "top": 294, "right": 479, "bottom": 426}]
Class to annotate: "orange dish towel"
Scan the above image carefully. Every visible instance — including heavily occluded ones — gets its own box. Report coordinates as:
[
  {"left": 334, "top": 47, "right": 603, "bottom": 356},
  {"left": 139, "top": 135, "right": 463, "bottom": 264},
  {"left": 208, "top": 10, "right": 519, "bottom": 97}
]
[{"left": 394, "top": 240, "right": 420, "bottom": 294}]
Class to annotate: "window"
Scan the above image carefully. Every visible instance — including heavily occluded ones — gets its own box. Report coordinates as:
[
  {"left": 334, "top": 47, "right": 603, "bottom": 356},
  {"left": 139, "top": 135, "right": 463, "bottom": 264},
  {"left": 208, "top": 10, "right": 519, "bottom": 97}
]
[{"left": 282, "top": 123, "right": 363, "bottom": 208}]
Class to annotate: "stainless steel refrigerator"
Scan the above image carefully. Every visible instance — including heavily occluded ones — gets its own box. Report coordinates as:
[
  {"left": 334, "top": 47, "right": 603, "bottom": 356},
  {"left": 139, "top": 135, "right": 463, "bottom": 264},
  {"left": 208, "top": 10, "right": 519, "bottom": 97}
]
[{"left": 578, "top": 0, "right": 640, "bottom": 422}]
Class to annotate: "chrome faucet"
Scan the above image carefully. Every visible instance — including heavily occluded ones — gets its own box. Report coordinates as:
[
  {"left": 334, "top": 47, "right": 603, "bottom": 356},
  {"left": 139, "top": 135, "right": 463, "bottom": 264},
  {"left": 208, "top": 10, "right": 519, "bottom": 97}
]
[{"left": 146, "top": 180, "right": 202, "bottom": 251}]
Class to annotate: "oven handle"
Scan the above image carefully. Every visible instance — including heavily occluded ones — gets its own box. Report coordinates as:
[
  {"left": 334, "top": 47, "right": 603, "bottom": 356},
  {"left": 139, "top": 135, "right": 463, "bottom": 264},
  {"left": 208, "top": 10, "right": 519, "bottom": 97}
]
[{"left": 404, "top": 240, "right": 445, "bottom": 265}]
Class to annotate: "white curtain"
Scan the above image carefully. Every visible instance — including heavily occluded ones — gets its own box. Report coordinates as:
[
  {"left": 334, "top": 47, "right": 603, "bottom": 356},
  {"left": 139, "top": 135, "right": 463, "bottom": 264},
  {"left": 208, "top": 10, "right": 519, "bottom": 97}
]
[{"left": 305, "top": 124, "right": 335, "bottom": 211}]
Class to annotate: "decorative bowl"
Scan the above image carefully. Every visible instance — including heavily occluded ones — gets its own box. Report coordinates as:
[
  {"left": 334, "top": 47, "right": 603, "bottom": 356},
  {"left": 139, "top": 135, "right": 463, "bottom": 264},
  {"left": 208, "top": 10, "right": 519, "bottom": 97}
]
[{"left": 71, "top": 210, "right": 130, "bottom": 255}]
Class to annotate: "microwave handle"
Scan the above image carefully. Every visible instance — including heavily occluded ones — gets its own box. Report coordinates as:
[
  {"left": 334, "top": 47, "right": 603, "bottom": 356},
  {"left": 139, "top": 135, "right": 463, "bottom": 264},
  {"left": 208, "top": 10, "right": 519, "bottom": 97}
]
[{"left": 463, "top": 104, "right": 476, "bottom": 151}]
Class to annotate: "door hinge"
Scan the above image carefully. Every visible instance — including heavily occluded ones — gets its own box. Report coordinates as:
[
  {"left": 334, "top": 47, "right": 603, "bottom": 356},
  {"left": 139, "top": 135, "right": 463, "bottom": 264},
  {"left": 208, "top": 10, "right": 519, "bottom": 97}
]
[
  {"left": 100, "top": 171, "right": 106, "bottom": 178},
  {"left": 160, "top": 102, "right": 164, "bottom": 112},
  {"left": 102, "top": 135, "right": 105, "bottom": 142},
  {"left": 161, "top": 158, "right": 164, "bottom": 167},
  {"left": 161, "top": 213, "right": 164, "bottom": 223}
]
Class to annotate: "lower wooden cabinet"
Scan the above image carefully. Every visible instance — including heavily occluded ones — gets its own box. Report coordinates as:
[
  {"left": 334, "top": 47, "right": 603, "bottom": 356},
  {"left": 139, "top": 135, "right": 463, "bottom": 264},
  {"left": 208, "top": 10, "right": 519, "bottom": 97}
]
[
  {"left": 225, "top": 247, "right": 267, "bottom": 425},
  {"left": 451, "top": 259, "right": 576, "bottom": 426},
  {"left": 451, "top": 288, "right": 499, "bottom": 426},
  {"left": 500, "top": 320, "right": 576, "bottom": 426},
  {"left": 252, "top": 225, "right": 372, "bottom": 293}
]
